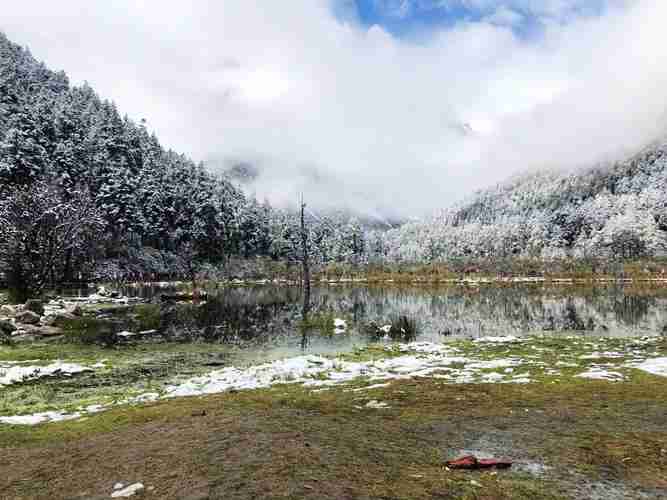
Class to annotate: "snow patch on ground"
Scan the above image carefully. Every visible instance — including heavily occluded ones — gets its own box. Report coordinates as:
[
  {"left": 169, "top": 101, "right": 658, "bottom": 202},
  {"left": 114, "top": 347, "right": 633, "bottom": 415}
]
[
  {"left": 393, "top": 342, "right": 458, "bottom": 354},
  {"left": 629, "top": 357, "right": 667, "bottom": 377},
  {"left": 3, "top": 337, "right": 665, "bottom": 426},
  {"left": 0, "top": 361, "right": 92, "bottom": 386},
  {"left": 474, "top": 336, "right": 522, "bottom": 343},
  {"left": 0, "top": 410, "right": 83, "bottom": 425},
  {"left": 579, "top": 352, "right": 625, "bottom": 360},
  {"left": 351, "top": 383, "right": 391, "bottom": 392},
  {"left": 356, "top": 400, "right": 390, "bottom": 409},
  {"left": 576, "top": 368, "right": 624, "bottom": 381}
]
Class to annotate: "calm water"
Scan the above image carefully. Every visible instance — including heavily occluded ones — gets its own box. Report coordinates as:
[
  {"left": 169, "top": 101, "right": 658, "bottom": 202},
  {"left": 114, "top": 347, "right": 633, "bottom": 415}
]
[{"left": 61, "top": 283, "right": 667, "bottom": 358}]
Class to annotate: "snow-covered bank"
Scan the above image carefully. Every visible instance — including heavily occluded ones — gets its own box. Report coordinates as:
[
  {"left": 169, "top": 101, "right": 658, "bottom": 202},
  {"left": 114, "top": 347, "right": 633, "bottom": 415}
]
[
  {"left": 2, "top": 337, "right": 666, "bottom": 426},
  {"left": 164, "top": 350, "right": 476, "bottom": 397},
  {"left": 630, "top": 357, "right": 667, "bottom": 377},
  {"left": 0, "top": 361, "right": 94, "bottom": 385}
]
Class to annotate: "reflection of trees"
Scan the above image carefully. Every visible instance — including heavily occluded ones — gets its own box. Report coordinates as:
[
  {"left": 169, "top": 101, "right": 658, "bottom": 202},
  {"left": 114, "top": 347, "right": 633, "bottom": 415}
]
[
  {"left": 563, "top": 298, "right": 585, "bottom": 330},
  {"left": 314, "top": 285, "right": 666, "bottom": 337},
  {"left": 169, "top": 285, "right": 667, "bottom": 343},
  {"left": 613, "top": 295, "right": 652, "bottom": 327}
]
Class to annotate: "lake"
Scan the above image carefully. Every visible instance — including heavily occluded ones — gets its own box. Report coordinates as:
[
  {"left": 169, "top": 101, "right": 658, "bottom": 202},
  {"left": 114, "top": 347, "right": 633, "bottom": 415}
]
[{"left": 62, "top": 282, "right": 667, "bottom": 360}]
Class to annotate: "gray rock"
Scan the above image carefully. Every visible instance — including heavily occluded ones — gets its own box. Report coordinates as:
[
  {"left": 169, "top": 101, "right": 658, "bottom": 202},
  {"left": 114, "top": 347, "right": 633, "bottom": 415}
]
[
  {"left": 43, "top": 312, "right": 76, "bottom": 327},
  {"left": 0, "top": 319, "right": 16, "bottom": 335},
  {"left": 24, "top": 299, "right": 45, "bottom": 316},
  {"left": 0, "top": 305, "right": 17, "bottom": 317},
  {"left": 35, "top": 326, "right": 65, "bottom": 337},
  {"left": 14, "top": 324, "right": 42, "bottom": 336},
  {"left": 15, "top": 310, "right": 41, "bottom": 325}
]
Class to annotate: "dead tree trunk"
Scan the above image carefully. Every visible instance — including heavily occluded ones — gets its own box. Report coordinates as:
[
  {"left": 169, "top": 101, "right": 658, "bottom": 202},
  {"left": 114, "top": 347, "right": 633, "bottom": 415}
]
[
  {"left": 300, "top": 197, "right": 311, "bottom": 349},
  {"left": 300, "top": 197, "right": 311, "bottom": 318}
]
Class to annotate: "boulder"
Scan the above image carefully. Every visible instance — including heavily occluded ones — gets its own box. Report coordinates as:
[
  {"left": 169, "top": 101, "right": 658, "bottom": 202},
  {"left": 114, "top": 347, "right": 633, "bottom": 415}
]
[
  {"left": 24, "top": 299, "right": 45, "bottom": 316},
  {"left": 36, "top": 326, "right": 65, "bottom": 337},
  {"left": 0, "top": 319, "right": 16, "bottom": 335},
  {"left": 15, "top": 310, "right": 41, "bottom": 325},
  {"left": 0, "top": 305, "right": 17, "bottom": 317},
  {"left": 43, "top": 312, "right": 77, "bottom": 327},
  {"left": 13, "top": 324, "right": 42, "bottom": 336}
]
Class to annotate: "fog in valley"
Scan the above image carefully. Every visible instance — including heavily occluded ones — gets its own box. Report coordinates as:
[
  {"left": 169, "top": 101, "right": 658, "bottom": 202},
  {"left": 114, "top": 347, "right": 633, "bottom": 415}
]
[{"left": 3, "top": 0, "right": 667, "bottom": 217}]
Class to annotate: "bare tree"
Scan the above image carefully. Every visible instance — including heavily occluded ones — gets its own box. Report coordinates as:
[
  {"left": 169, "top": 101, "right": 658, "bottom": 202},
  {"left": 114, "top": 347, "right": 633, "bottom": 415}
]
[
  {"left": 0, "top": 182, "right": 104, "bottom": 302},
  {"left": 300, "top": 196, "right": 311, "bottom": 349}
]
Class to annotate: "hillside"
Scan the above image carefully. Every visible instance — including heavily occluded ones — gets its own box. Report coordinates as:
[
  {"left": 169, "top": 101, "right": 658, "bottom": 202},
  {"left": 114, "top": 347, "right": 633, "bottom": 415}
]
[
  {"left": 4, "top": 30, "right": 667, "bottom": 281},
  {"left": 374, "top": 140, "right": 667, "bottom": 262},
  {"left": 0, "top": 33, "right": 372, "bottom": 284}
]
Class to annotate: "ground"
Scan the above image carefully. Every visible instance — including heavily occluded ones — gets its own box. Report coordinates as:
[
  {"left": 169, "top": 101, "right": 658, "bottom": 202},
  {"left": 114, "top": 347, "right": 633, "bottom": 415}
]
[
  {"left": 2, "top": 365, "right": 666, "bottom": 499},
  {"left": 2, "top": 292, "right": 667, "bottom": 499}
]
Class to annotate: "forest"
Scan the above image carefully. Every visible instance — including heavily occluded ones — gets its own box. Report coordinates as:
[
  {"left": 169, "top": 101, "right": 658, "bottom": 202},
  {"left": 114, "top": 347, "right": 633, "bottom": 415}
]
[
  {"left": 0, "top": 32, "right": 366, "bottom": 299},
  {"left": 372, "top": 144, "right": 667, "bottom": 263},
  {"left": 2, "top": 30, "right": 667, "bottom": 300}
]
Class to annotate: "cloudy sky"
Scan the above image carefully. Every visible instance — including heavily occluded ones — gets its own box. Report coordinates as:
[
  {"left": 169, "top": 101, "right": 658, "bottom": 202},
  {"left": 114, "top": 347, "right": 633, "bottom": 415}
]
[{"left": 2, "top": 0, "right": 667, "bottom": 216}]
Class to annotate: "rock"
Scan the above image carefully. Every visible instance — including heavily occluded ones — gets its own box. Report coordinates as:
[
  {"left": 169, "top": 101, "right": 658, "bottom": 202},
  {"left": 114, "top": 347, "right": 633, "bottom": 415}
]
[
  {"left": 24, "top": 299, "right": 45, "bottom": 316},
  {"left": 13, "top": 324, "right": 42, "bottom": 336},
  {"left": 43, "top": 312, "right": 76, "bottom": 327},
  {"left": 445, "top": 455, "right": 512, "bottom": 470},
  {"left": 15, "top": 310, "right": 41, "bottom": 325},
  {"left": 116, "top": 331, "right": 137, "bottom": 339},
  {"left": 36, "top": 326, "right": 65, "bottom": 337},
  {"left": 0, "top": 305, "right": 17, "bottom": 317},
  {"left": 111, "top": 482, "right": 144, "bottom": 498},
  {"left": 70, "top": 305, "right": 84, "bottom": 316},
  {"left": 0, "top": 319, "right": 16, "bottom": 335}
]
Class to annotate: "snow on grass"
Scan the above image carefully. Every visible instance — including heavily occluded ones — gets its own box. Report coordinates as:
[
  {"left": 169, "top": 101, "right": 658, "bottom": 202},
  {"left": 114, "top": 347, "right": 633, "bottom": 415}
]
[
  {"left": 393, "top": 342, "right": 458, "bottom": 354},
  {"left": 0, "top": 411, "right": 83, "bottom": 425},
  {"left": 474, "top": 336, "right": 522, "bottom": 343},
  {"left": 579, "top": 352, "right": 625, "bottom": 359},
  {"left": 0, "top": 403, "right": 106, "bottom": 425},
  {"left": 2, "top": 336, "right": 665, "bottom": 426},
  {"left": 355, "top": 400, "right": 390, "bottom": 409},
  {"left": 629, "top": 357, "right": 667, "bottom": 377},
  {"left": 576, "top": 368, "right": 624, "bottom": 381},
  {"left": 350, "top": 383, "right": 391, "bottom": 392},
  {"left": 0, "top": 361, "right": 93, "bottom": 386}
]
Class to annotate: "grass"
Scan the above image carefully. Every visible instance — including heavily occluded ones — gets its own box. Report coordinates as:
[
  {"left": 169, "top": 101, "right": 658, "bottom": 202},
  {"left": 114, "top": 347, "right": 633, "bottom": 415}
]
[
  {"left": 1, "top": 370, "right": 666, "bottom": 499},
  {"left": 1, "top": 323, "right": 666, "bottom": 498},
  {"left": 0, "top": 341, "right": 236, "bottom": 417}
]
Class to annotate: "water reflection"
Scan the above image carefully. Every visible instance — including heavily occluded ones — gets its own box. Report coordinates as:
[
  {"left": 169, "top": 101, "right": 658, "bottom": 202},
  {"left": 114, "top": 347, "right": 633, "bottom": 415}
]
[{"left": 60, "top": 284, "right": 667, "bottom": 356}]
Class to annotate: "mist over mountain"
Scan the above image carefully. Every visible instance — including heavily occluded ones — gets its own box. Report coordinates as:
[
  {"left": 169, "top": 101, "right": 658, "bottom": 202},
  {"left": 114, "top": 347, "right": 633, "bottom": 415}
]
[
  {"left": 208, "top": 156, "right": 406, "bottom": 228},
  {"left": 373, "top": 138, "right": 667, "bottom": 262},
  {"left": 3, "top": 1, "right": 667, "bottom": 218},
  {"left": 3, "top": 1, "right": 667, "bottom": 272}
]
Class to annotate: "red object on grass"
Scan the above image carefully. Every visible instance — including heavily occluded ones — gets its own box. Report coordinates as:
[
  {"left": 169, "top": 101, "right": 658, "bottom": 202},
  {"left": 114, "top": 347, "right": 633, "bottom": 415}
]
[{"left": 446, "top": 455, "right": 512, "bottom": 470}]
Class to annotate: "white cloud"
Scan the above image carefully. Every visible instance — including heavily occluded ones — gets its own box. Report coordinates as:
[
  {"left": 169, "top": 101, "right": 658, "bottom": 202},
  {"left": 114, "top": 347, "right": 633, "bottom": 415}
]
[{"left": 1, "top": 0, "right": 666, "bottom": 217}]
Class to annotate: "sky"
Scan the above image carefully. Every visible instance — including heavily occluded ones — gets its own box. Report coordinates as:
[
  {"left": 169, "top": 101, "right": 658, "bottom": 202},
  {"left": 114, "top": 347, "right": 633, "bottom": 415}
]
[{"left": 2, "top": 0, "right": 667, "bottom": 217}]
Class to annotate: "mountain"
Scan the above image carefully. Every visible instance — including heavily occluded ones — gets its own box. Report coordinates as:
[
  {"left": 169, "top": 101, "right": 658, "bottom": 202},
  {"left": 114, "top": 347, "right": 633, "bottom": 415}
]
[
  {"left": 0, "top": 32, "right": 251, "bottom": 274},
  {"left": 374, "top": 139, "right": 667, "bottom": 262},
  {"left": 0, "top": 32, "right": 378, "bottom": 276}
]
